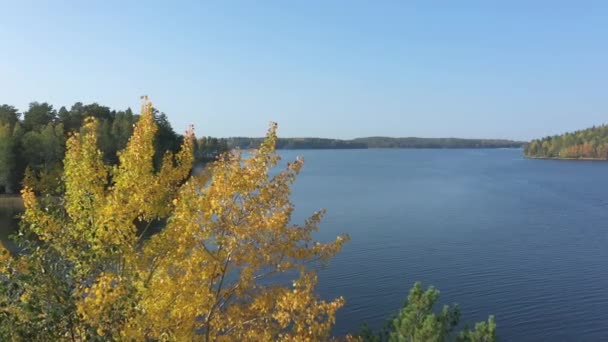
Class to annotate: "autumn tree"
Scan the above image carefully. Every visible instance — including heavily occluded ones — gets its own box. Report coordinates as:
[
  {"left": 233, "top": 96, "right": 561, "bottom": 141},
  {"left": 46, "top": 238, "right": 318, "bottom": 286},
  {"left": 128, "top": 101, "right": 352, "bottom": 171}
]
[
  {"left": 0, "top": 98, "right": 347, "bottom": 341},
  {"left": 525, "top": 123, "right": 608, "bottom": 159}
]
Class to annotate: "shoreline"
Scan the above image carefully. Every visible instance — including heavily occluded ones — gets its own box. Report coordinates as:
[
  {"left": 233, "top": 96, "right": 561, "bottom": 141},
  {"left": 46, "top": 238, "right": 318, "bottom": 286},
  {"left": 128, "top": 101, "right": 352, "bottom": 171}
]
[{"left": 524, "top": 156, "right": 608, "bottom": 161}]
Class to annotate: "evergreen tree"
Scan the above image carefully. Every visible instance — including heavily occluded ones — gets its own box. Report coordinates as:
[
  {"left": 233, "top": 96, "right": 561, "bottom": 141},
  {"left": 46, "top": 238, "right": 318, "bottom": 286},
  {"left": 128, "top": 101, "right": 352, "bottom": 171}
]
[
  {"left": 0, "top": 124, "right": 16, "bottom": 193},
  {"left": 360, "top": 282, "right": 496, "bottom": 342},
  {"left": 0, "top": 105, "right": 19, "bottom": 128},
  {"left": 22, "top": 102, "right": 56, "bottom": 131}
]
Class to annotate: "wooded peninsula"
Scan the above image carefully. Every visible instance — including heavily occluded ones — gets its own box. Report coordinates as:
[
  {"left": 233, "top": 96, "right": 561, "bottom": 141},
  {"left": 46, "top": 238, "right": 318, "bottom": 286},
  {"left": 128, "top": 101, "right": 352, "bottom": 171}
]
[{"left": 524, "top": 124, "right": 608, "bottom": 160}]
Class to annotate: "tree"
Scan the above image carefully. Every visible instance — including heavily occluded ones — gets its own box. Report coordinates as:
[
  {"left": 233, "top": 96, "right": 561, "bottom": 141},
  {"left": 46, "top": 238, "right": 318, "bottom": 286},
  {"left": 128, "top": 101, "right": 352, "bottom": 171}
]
[
  {"left": 101, "top": 108, "right": 137, "bottom": 165},
  {"left": 0, "top": 124, "right": 16, "bottom": 193},
  {"left": 525, "top": 123, "right": 608, "bottom": 159},
  {"left": 0, "top": 100, "right": 189, "bottom": 193},
  {"left": 16, "top": 123, "right": 65, "bottom": 194},
  {"left": 22, "top": 102, "right": 56, "bottom": 131},
  {"left": 153, "top": 111, "right": 182, "bottom": 168},
  {"left": 0, "top": 105, "right": 19, "bottom": 128},
  {"left": 0, "top": 98, "right": 347, "bottom": 340},
  {"left": 196, "top": 136, "right": 230, "bottom": 163},
  {"left": 82, "top": 103, "right": 112, "bottom": 121},
  {"left": 359, "top": 282, "right": 496, "bottom": 342},
  {"left": 96, "top": 117, "right": 114, "bottom": 163},
  {"left": 59, "top": 102, "right": 86, "bottom": 133},
  {"left": 19, "top": 124, "right": 64, "bottom": 172}
]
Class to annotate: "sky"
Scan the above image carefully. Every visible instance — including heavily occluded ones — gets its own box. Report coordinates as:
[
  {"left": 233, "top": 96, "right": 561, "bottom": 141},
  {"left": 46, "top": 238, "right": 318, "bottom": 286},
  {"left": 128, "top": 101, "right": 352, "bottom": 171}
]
[{"left": 1, "top": 1, "right": 607, "bottom": 141}]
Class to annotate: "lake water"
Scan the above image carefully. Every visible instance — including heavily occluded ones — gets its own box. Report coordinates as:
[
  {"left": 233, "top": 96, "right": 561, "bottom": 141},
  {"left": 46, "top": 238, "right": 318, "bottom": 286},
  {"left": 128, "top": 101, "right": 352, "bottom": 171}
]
[
  {"left": 2, "top": 148, "right": 608, "bottom": 340},
  {"left": 283, "top": 148, "right": 608, "bottom": 341}
]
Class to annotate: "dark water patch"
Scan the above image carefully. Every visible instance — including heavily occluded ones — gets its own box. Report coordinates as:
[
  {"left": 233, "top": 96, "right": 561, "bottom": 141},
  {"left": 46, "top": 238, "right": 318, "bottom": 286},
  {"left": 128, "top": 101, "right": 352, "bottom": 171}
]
[{"left": 0, "top": 195, "right": 23, "bottom": 254}]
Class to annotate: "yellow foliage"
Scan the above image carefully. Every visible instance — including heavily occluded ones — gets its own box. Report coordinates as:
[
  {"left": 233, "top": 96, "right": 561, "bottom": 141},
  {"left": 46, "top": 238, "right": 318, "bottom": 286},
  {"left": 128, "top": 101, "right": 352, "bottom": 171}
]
[
  {"left": 1, "top": 98, "right": 348, "bottom": 341},
  {"left": 0, "top": 243, "right": 9, "bottom": 274}
]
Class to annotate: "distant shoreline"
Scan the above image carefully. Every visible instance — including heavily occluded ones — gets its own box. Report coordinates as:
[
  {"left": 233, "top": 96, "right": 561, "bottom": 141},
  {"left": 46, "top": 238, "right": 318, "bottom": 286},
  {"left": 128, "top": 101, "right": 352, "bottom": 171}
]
[
  {"left": 524, "top": 156, "right": 608, "bottom": 161},
  {"left": 227, "top": 137, "right": 526, "bottom": 150},
  {"left": 267, "top": 146, "right": 524, "bottom": 150}
]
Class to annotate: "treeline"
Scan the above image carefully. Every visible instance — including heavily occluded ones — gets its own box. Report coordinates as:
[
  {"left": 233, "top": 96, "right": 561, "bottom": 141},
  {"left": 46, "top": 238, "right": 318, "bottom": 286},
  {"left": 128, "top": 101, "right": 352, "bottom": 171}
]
[
  {"left": 227, "top": 136, "right": 525, "bottom": 150},
  {"left": 195, "top": 136, "right": 230, "bottom": 162},
  {"left": 353, "top": 137, "right": 525, "bottom": 149},
  {"left": 524, "top": 124, "right": 608, "bottom": 159},
  {"left": 227, "top": 137, "right": 367, "bottom": 149},
  {"left": 0, "top": 102, "right": 228, "bottom": 194}
]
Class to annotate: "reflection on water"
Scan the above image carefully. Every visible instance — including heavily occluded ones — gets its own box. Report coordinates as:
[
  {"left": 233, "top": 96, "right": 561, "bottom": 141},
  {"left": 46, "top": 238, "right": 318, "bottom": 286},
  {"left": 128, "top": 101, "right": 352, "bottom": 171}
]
[{"left": 0, "top": 196, "right": 23, "bottom": 254}]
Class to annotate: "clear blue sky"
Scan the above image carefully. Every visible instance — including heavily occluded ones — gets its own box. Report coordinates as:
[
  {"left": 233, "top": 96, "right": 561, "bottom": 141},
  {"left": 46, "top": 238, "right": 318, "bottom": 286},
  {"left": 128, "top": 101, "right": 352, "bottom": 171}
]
[{"left": 1, "top": 1, "right": 607, "bottom": 140}]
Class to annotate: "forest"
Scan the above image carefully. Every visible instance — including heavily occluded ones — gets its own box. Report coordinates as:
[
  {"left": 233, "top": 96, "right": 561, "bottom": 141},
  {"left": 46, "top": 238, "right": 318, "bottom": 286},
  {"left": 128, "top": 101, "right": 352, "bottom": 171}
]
[
  {"left": 524, "top": 124, "right": 608, "bottom": 159},
  {"left": 0, "top": 102, "right": 228, "bottom": 194}
]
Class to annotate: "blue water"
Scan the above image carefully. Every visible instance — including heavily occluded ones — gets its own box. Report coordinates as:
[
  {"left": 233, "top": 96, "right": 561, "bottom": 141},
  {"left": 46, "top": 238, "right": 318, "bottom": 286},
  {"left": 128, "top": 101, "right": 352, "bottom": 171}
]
[{"left": 281, "top": 148, "right": 608, "bottom": 341}]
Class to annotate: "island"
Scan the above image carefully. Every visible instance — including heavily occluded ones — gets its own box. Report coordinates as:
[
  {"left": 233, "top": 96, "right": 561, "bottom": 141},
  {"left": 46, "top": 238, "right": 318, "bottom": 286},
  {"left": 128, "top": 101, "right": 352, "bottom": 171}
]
[{"left": 524, "top": 125, "right": 608, "bottom": 160}]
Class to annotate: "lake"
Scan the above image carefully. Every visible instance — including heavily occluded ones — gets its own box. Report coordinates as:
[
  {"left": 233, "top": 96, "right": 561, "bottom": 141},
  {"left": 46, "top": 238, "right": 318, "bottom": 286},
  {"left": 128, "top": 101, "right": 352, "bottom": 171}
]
[
  {"left": 283, "top": 148, "right": 608, "bottom": 341},
  {"left": 2, "top": 148, "right": 608, "bottom": 340}
]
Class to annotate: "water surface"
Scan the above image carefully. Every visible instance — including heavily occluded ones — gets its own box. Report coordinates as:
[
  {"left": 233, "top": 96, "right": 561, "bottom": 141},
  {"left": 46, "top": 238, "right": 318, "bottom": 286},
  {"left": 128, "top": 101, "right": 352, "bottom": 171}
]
[{"left": 283, "top": 149, "right": 608, "bottom": 341}]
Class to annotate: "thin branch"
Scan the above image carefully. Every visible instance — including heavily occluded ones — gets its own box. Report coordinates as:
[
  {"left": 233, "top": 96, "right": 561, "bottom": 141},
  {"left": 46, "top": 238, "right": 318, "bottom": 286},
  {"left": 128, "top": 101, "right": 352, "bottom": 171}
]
[
  {"left": 205, "top": 252, "right": 232, "bottom": 342},
  {"left": 137, "top": 220, "right": 154, "bottom": 243}
]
